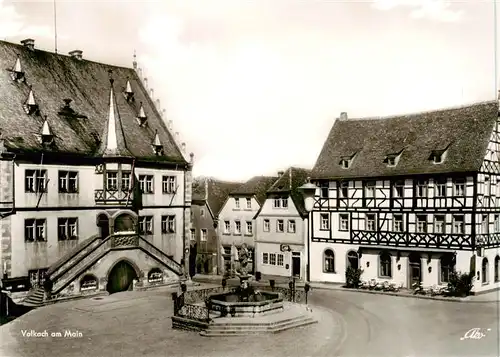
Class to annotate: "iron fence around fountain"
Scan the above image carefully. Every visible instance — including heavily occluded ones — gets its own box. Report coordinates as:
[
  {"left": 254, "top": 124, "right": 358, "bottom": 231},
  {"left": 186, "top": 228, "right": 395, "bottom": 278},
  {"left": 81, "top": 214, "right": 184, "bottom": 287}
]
[
  {"left": 257, "top": 286, "right": 306, "bottom": 304},
  {"left": 183, "top": 287, "right": 237, "bottom": 304},
  {"left": 177, "top": 304, "right": 210, "bottom": 322}
]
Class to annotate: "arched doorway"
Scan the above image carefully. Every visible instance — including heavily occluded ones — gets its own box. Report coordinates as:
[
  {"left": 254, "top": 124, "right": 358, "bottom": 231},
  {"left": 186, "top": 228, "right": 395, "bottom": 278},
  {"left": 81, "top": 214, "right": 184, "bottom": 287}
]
[
  {"left": 114, "top": 213, "right": 135, "bottom": 233},
  {"left": 408, "top": 253, "right": 422, "bottom": 287},
  {"left": 97, "top": 214, "right": 110, "bottom": 238},
  {"left": 106, "top": 260, "right": 138, "bottom": 294},
  {"left": 347, "top": 251, "right": 359, "bottom": 270}
]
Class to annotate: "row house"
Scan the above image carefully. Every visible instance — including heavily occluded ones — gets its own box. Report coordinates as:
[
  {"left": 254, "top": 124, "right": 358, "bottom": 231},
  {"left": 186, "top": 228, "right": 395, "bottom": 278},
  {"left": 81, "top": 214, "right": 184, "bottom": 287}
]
[
  {"left": 0, "top": 39, "right": 192, "bottom": 304},
  {"left": 190, "top": 177, "right": 241, "bottom": 275},
  {"left": 254, "top": 167, "right": 311, "bottom": 280},
  {"left": 218, "top": 176, "right": 278, "bottom": 275},
  {"left": 309, "top": 102, "right": 500, "bottom": 293}
]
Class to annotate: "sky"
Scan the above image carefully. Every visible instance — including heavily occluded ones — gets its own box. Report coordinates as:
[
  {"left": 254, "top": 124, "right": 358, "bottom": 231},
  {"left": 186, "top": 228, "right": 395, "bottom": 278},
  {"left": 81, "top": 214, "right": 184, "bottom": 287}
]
[{"left": 0, "top": 0, "right": 498, "bottom": 181}]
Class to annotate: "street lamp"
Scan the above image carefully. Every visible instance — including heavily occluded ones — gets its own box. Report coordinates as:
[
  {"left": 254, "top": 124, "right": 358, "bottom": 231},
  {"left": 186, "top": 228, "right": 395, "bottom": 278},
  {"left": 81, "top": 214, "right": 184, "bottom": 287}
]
[{"left": 298, "top": 177, "right": 318, "bottom": 283}]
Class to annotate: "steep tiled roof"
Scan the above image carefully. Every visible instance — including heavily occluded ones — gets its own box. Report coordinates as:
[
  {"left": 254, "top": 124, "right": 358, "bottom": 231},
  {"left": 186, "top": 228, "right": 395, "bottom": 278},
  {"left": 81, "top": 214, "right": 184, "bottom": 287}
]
[
  {"left": 0, "top": 40, "right": 186, "bottom": 163},
  {"left": 231, "top": 176, "right": 279, "bottom": 205},
  {"left": 266, "top": 167, "right": 311, "bottom": 217},
  {"left": 311, "top": 101, "right": 498, "bottom": 179},
  {"left": 192, "top": 177, "right": 242, "bottom": 216}
]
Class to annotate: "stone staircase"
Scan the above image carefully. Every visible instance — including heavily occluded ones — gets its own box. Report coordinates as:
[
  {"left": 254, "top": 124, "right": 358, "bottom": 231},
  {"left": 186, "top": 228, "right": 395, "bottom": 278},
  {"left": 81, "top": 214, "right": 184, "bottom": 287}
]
[
  {"left": 20, "top": 287, "right": 45, "bottom": 307},
  {"left": 200, "top": 304, "right": 317, "bottom": 337}
]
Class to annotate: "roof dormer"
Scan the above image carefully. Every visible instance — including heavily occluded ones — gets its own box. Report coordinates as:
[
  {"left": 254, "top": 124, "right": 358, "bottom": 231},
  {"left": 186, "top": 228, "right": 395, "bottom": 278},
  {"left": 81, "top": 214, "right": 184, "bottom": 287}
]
[
  {"left": 38, "top": 116, "right": 54, "bottom": 145},
  {"left": 136, "top": 102, "right": 147, "bottom": 126},
  {"left": 339, "top": 153, "right": 356, "bottom": 169},
  {"left": 429, "top": 144, "right": 450, "bottom": 165},
  {"left": 152, "top": 130, "right": 163, "bottom": 155},
  {"left": 10, "top": 55, "right": 25, "bottom": 82},
  {"left": 384, "top": 149, "right": 404, "bottom": 167},
  {"left": 124, "top": 79, "right": 134, "bottom": 102},
  {"left": 23, "top": 86, "right": 38, "bottom": 115}
]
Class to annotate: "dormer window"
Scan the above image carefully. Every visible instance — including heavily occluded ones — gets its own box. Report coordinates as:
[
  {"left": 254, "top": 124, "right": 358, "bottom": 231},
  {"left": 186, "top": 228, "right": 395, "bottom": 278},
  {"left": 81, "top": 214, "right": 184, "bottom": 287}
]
[
  {"left": 10, "top": 55, "right": 25, "bottom": 82},
  {"left": 384, "top": 150, "right": 403, "bottom": 167},
  {"left": 339, "top": 153, "right": 356, "bottom": 169},
  {"left": 23, "top": 86, "right": 38, "bottom": 115},
  {"left": 152, "top": 130, "right": 163, "bottom": 155},
  {"left": 39, "top": 117, "right": 54, "bottom": 145},
  {"left": 124, "top": 79, "right": 134, "bottom": 102},
  {"left": 136, "top": 102, "right": 147, "bottom": 126},
  {"left": 429, "top": 148, "right": 448, "bottom": 165}
]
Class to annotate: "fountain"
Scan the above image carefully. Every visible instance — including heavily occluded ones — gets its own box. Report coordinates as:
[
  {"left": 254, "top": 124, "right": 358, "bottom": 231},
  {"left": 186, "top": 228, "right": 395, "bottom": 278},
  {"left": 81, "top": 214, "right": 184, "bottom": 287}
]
[{"left": 209, "top": 244, "right": 283, "bottom": 317}]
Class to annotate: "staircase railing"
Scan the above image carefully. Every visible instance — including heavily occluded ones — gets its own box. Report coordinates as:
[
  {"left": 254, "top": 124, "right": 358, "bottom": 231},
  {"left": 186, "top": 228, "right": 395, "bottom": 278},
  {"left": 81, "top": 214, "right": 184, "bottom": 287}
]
[{"left": 137, "top": 236, "right": 183, "bottom": 275}]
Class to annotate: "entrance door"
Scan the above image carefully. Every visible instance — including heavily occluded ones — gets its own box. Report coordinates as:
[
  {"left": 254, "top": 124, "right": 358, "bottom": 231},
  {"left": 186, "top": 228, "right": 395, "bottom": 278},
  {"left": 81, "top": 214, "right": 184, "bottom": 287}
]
[
  {"left": 97, "top": 214, "right": 110, "bottom": 238},
  {"left": 107, "top": 261, "right": 138, "bottom": 294},
  {"left": 292, "top": 256, "right": 301, "bottom": 278},
  {"left": 408, "top": 253, "right": 422, "bottom": 287}
]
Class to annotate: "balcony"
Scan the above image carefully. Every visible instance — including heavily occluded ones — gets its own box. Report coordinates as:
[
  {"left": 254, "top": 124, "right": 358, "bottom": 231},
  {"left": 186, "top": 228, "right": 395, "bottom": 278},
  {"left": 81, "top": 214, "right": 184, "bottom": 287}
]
[{"left": 94, "top": 189, "right": 133, "bottom": 205}]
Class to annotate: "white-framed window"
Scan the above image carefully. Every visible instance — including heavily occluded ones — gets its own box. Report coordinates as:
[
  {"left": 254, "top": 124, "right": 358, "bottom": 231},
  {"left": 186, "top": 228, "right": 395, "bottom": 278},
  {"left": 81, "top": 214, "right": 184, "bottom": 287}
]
[
  {"left": 435, "top": 178, "right": 447, "bottom": 197},
  {"left": 339, "top": 181, "right": 349, "bottom": 198},
  {"left": 224, "top": 220, "right": 230, "bottom": 234},
  {"left": 269, "top": 253, "right": 276, "bottom": 265},
  {"left": 281, "top": 197, "right": 288, "bottom": 208},
  {"left": 339, "top": 214, "right": 349, "bottom": 231},
  {"left": 364, "top": 181, "right": 376, "bottom": 198},
  {"left": 320, "top": 183, "right": 329, "bottom": 198},
  {"left": 25, "top": 169, "right": 47, "bottom": 193},
  {"left": 162, "top": 176, "right": 176, "bottom": 193},
  {"left": 481, "top": 215, "right": 489, "bottom": 234},
  {"left": 273, "top": 197, "right": 288, "bottom": 208},
  {"left": 453, "top": 215, "right": 464, "bottom": 234},
  {"left": 288, "top": 220, "right": 296, "bottom": 233},
  {"left": 416, "top": 215, "right": 427, "bottom": 233},
  {"left": 277, "top": 254, "right": 284, "bottom": 266},
  {"left": 434, "top": 215, "right": 445, "bottom": 234},
  {"left": 366, "top": 214, "right": 376, "bottom": 231},
  {"left": 246, "top": 221, "right": 253, "bottom": 235},
  {"left": 121, "top": 172, "right": 131, "bottom": 191},
  {"left": 106, "top": 171, "right": 118, "bottom": 191},
  {"left": 190, "top": 229, "right": 195, "bottom": 240},
  {"left": 246, "top": 198, "right": 251, "bottom": 209},
  {"left": 393, "top": 214, "right": 403, "bottom": 232},
  {"left": 324, "top": 249, "right": 335, "bottom": 273},
  {"left": 263, "top": 219, "right": 270, "bottom": 232},
  {"left": 57, "top": 217, "right": 78, "bottom": 240},
  {"left": 277, "top": 219, "right": 284, "bottom": 233},
  {"left": 58, "top": 171, "right": 78, "bottom": 193},
  {"left": 201, "top": 229, "right": 207, "bottom": 241},
  {"left": 161, "top": 215, "right": 175, "bottom": 233},
  {"left": 235, "top": 198, "right": 240, "bottom": 209},
  {"left": 25, "top": 219, "right": 46, "bottom": 242},
  {"left": 139, "top": 216, "right": 153, "bottom": 234},
  {"left": 320, "top": 213, "right": 330, "bottom": 230},
  {"left": 262, "top": 253, "right": 269, "bottom": 264},
  {"left": 379, "top": 252, "right": 392, "bottom": 277},
  {"left": 495, "top": 215, "right": 499, "bottom": 233},
  {"left": 393, "top": 180, "right": 404, "bottom": 198},
  {"left": 139, "top": 175, "right": 154, "bottom": 193},
  {"left": 273, "top": 198, "right": 281, "bottom": 208},
  {"left": 234, "top": 220, "right": 241, "bottom": 234},
  {"left": 416, "top": 180, "right": 428, "bottom": 198},
  {"left": 454, "top": 178, "right": 465, "bottom": 196}
]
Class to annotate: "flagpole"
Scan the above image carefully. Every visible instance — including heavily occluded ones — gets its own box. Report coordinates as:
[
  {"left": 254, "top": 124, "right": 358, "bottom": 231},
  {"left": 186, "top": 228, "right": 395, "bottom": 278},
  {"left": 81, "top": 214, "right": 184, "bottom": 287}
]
[{"left": 53, "top": 0, "right": 58, "bottom": 53}]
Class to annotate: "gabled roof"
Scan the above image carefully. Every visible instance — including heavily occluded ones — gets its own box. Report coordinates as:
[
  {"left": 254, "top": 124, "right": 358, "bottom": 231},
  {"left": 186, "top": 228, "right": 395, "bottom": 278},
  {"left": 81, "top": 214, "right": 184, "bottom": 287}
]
[
  {"left": 192, "top": 177, "right": 242, "bottom": 216},
  {"left": 0, "top": 40, "right": 186, "bottom": 164},
  {"left": 311, "top": 101, "right": 498, "bottom": 179},
  {"left": 230, "top": 176, "right": 278, "bottom": 205},
  {"left": 254, "top": 167, "right": 311, "bottom": 218}
]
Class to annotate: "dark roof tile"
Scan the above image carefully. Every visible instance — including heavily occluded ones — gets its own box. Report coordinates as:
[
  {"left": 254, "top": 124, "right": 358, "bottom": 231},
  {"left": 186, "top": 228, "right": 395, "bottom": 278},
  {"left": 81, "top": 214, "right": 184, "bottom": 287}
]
[{"left": 231, "top": 176, "right": 278, "bottom": 205}]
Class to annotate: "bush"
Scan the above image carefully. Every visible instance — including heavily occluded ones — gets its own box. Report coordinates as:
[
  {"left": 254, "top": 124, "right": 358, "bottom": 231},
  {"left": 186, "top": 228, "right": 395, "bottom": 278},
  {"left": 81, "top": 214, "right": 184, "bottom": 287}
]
[
  {"left": 447, "top": 271, "right": 475, "bottom": 297},
  {"left": 345, "top": 267, "right": 363, "bottom": 288}
]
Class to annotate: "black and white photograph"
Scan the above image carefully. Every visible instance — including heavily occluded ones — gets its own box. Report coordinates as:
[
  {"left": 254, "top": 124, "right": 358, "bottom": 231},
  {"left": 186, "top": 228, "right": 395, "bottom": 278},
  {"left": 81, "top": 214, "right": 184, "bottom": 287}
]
[{"left": 0, "top": 1, "right": 499, "bottom": 356}]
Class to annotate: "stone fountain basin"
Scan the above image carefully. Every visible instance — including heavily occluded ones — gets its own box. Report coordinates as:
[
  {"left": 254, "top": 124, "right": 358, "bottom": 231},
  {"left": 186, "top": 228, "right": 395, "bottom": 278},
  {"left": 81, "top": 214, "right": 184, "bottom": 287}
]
[{"left": 209, "top": 292, "right": 283, "bottom": 317}]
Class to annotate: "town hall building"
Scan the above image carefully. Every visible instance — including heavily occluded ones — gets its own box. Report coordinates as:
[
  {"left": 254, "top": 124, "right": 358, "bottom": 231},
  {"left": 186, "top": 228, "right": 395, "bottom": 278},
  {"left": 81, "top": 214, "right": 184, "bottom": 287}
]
[
  {"left": 0, "top": 38, "right": 192, "bottom": 305},
  {"left": 309, "top": 102, "right": 500, "bottom": 294}
]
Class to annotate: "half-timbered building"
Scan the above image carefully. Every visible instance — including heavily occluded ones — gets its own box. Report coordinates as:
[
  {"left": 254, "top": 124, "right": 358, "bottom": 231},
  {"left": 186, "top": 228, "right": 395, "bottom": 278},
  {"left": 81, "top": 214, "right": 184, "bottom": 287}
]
[
  {"left": 0, "top": 39, "right": 192, "bottom": 305},
  {"left": 309, "top": 102, "right": 500, "bottom": 293}
]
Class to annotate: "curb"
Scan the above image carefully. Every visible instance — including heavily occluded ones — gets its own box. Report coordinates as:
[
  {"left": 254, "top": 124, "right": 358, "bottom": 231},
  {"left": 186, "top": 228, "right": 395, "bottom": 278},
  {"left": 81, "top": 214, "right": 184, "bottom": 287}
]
[{"left": 310, "top": 284, "right": 500, "bottom": 303}]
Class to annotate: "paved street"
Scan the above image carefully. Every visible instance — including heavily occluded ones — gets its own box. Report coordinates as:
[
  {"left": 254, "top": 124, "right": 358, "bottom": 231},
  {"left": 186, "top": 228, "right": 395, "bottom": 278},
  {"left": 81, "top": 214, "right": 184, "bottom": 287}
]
[{"left": 0, "top": 286, "right": 499, "bottom": 357}]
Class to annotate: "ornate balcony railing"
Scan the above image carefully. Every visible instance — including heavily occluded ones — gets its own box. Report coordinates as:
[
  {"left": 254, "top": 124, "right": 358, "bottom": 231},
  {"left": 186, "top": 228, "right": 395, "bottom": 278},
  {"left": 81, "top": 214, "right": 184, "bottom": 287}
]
[
  {"left": 351, "top": 230, "right": 471, "bottom": 249},
  {"left": 94, "top": 189, "right": 132, "bottom": 204}
]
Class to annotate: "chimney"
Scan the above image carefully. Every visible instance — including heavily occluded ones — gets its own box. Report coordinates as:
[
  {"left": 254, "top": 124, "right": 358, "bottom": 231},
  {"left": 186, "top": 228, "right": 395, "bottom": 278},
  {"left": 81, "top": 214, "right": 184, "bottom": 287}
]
[
  {"left": 69, "top": 50, "right": 83, "bottom": 60},
  {"left": 21, "top": 38, "right": 35, "bottom": 51},
  {"left": 278, "top": 171, "right": 284, "bottom": 177},
  {"left": 175, "top": 132, "right": 180, "bottom": 142},
  {"left": 150, "top": 88, "right": 154, "bottom": 99},
  {"left": 204, "top": 178, "right": 208, "bottom": 201},
  {"left": 340, "top": 112, "right": 348, "bottom": 120},
  {"left": 143, "top": 77, "right": 148, "bottom": 89},
  {"left": 181, "top": 142, "right": 186, "bottom": 152},
  {"left": 190, "top": 152, "right": 194, "bottom": 164},
  {"left": 161, "top": 109, "right": 166, "bottom": 118},
  {"left": 168, "top": 120, "right": 173, "bottom": 130},
  {"left": 155, "top": 99, "right": 161, "bottom": 110}
]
